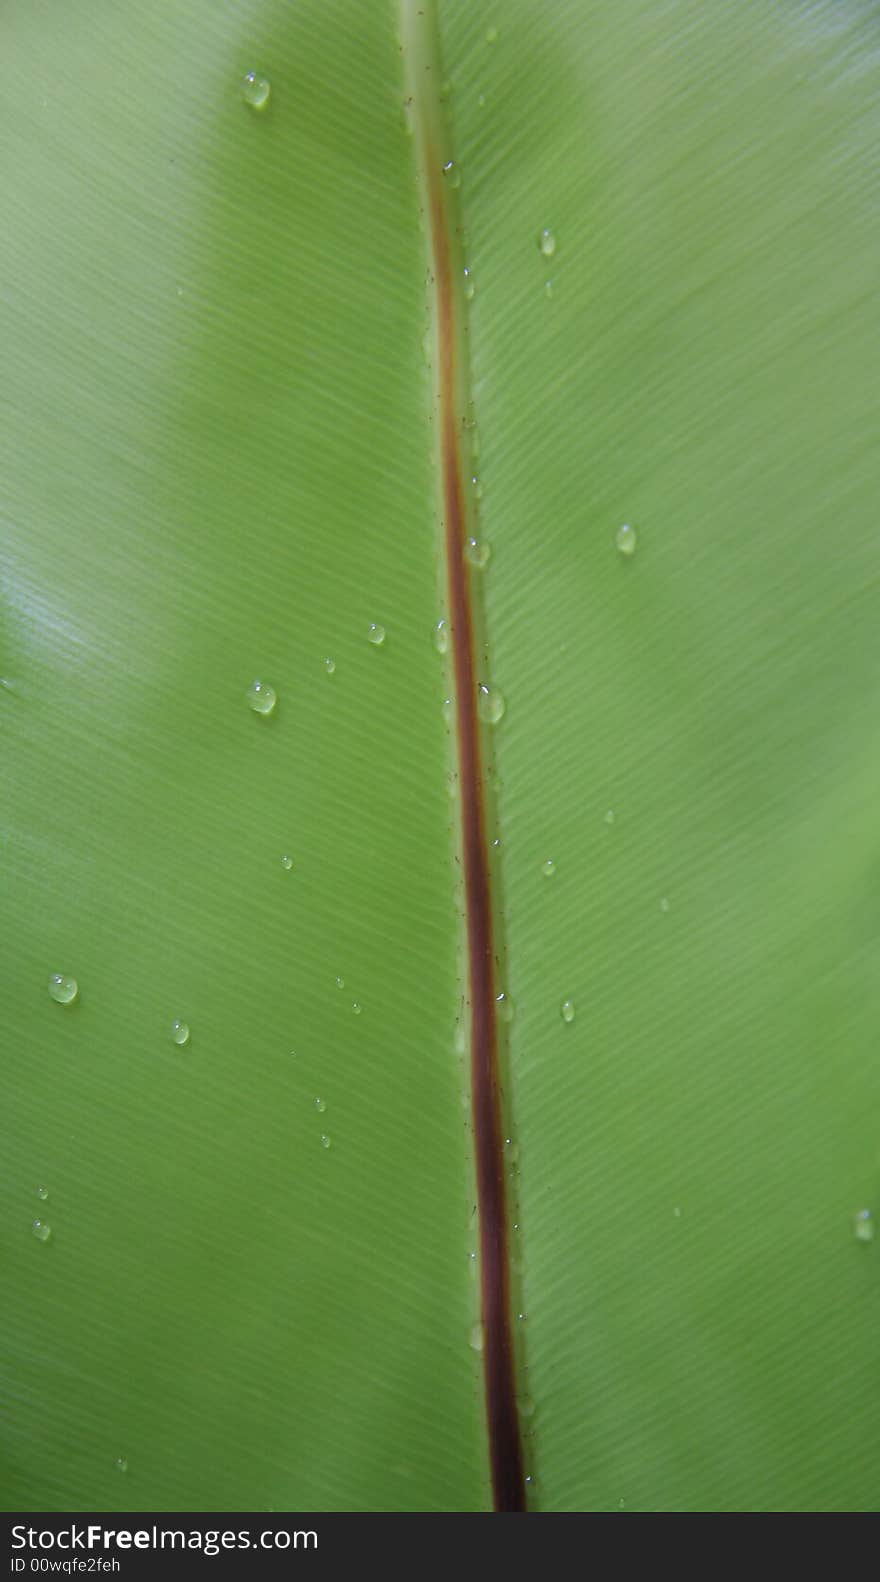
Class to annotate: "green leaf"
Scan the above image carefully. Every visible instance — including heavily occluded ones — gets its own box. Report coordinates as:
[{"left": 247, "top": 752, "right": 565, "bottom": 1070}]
[{"left": 2, "top": 0, "right": 878, "bottom": 1513}]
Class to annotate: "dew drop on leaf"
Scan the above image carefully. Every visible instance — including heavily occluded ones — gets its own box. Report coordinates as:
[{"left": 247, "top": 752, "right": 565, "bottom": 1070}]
[
  {"left": 246, "top": 680, "right": 276, "bottom": 716},
  {"left": 616, "top": 523, "right": 637, "bottom": 557},
  {"left": 477, "top": 684, "right": 505, "bottom": 725},
  {"left": 854, "top": 1209, "right": 874, "bottom": 1243},
  {"left": 464, "top": 537, "right": 490, "bottom": 569},
  {"left": 495, "top": 991, "right": 515, "bottom": 1023},
  {"left": 464, "top": 417, "right": 481, "bottom": 461},
  {"left": 241, "top": 71, "right": 271, "bottom": 111},
  {"left": 48, "top": 973, "right": 78, "bottom": 1005}
]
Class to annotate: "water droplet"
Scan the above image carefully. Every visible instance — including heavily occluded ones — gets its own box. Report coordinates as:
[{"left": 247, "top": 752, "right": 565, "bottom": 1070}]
[
  {"left": 544, "top": 279, "right": 554, "bottom": 299},
  {"left": 32, "top": 1220, "right": 51, "bottom": 1243},
  {"left": 854, "top": 1208, "right": 874, "bottom": 1243},
  {"left": 538, "top": 228, "right": 556, "bottom": 258},
  {"left": 504, "top": 1137, "right": 520, "bottom": 1164},
  {"left": 454, "top": 1024, "right": 466, "bottom": 1056},
  {"left": 442, "top": 697, "right": 454, "bottom": 724},
  {"left": 241, "top": 71, "right": 271, "bottom": 111},
  {"left": 352, "top": 1001, "right": 362, "bottom": 1016},
  {"left": 442, "top": 160, "right": 461, "bottom": 188},
  {"left": 561, "top": 999, "right": 576, "bottom": 1024},
  {"left": 320, "top": 1134, "right": 331, "bottom": 1149},
  {"left": 367, "top": 623, "right": 386, "bottom": 646},
  {"left": 616, "top": 523, "right": 637, "bottom": 558},
  {"left": 469, "top": 1322, "right": 484, "bottom": 1353},
  {"left": 486, "top": 25, "right": 499, "bottom": 43},
  {"left": 463, "top": 414, "right": 481, "bottom": 461},
  {"left": 477, "top": 684, "right": 505, "bottom": 725},
  {"left": 495, "top": 991, "right": 514, "bottom": 1023},
  {"left": 335, "top": 976, "right": 345, "bottom": 990},
  {"left": 470, "top": 474, "right": 483, "bottom": 500},
  {"left": 673, "top": 1206, "right": 682, "bottom": 1218},
  {"left": 115, "top": 1458, "right": 128, "bottom": 1474},
  {"left": 541, "top": 859, "right": 556, "bottom": 878},
  {"left": 463, "top": 267, "right": 475, "bottom": 301},
  {"left": 618, "top": 1498, "right": 626, "bottom": 1510},
  {"left": 48, "top": 973, "right": 78, "bottom": 1006},
  {"left": 464, "top": 536, "right": 490, "bottom": 569},
  {"left": 519, "top": 1394, "right": 535, "bottom": 1419},
  {"left": 434, "top": 619, "right": 449, "bottom": 655},
  {"left": 604, "top": 809, "right": 615, "bottom": 825},
  {"left": 246, "top": 679, "right": 277, "bottom": 716},
  {"left": 281, "top": 854, "right": 293, "bottom": 871},
  {"left": 170, "top": 1020, "right": 190, "bottom": 1047},
  {"left": 314, "top": 1097, "right": 327, "bottom": 1113},
  {"left": 324, "top": 657, "right": 336, "bottom": 675}
]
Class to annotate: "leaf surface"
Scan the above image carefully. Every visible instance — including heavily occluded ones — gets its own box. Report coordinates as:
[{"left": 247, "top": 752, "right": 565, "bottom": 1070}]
[{"left": 1, "top": 0, "right": 878, "bottom": 1513}]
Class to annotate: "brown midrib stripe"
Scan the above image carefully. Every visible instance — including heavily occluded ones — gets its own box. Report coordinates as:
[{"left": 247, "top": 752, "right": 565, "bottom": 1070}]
[{"left": 430, "top": 164, "right": 526, "bottom": 1513}]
